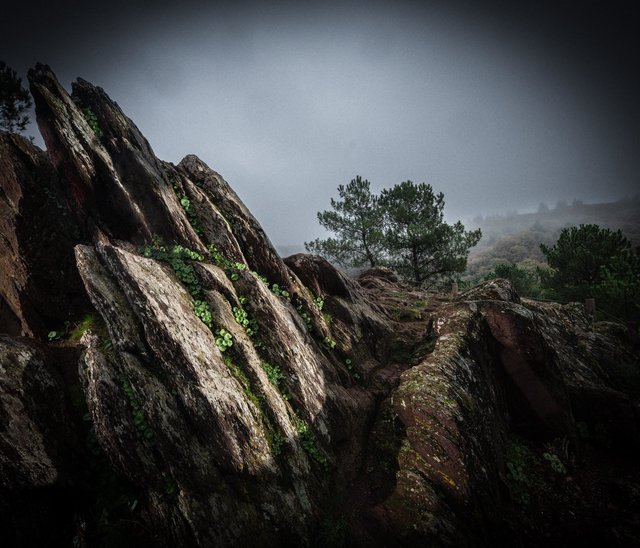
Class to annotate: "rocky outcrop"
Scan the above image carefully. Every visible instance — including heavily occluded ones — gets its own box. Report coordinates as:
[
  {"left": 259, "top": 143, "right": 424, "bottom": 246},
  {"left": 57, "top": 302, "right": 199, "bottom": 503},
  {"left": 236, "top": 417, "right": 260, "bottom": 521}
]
[
  {"left": 0, "top": 65, "right": 638, "bottom": 547},
  {"left": 0, "top": 335, "right": 75, "bottom": 489},
  {"left": 74, "top": 241, "right": 322, "bottom": 545},
  {"left": 354, "top": 282, "right": 640, "bottom": 546},
  {"left": 0, "top": 133, "right": 86, "bottom": 337},
  {"left": 0, "top": 335, "right": 81, "bottom": 546},
  {"left": 20, "top": 64, "right": 391, "bottom": 545},
  {"left": 523, "top": 300, "right": 640, "bottom": 450}
]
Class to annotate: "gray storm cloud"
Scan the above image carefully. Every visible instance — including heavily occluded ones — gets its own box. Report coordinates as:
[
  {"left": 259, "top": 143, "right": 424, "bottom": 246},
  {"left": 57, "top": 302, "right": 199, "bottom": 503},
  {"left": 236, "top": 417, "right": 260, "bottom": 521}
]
[{"left": 2, "top": 1, "right": 638, "bottom": 245}]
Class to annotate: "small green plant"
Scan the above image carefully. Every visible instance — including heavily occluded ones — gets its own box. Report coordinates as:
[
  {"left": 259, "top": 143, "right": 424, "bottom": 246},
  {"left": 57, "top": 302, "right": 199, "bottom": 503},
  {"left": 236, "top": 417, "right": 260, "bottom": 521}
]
[
  {"left": 252, "top": 271, "right": 269, "bottom": 284},
  {"left": 313, "top": 296, "right": 324, "bottom": 311},
  {"left": 233, "top": 306, "right": 249, "bottom": 328},
  {"left": 233, "top": 305, "right": 258, "bottom": 337},
  {"left": 300, "top": 310, "right": 312, "bottom": 327},
  {"left": 70, "top": 314, "right": 96, "bottom": 340},
  {"left": 323, "top": 336, "right": 337, "bottom": 350},
  {"left": 193, "top": 300, "right": 213, "bottom": 328},
  {"left": 506, "top": 441, "right": 532, "bottom": 484},
  {"left": 505, "top": 439, "right": 535, "bottom": 505},
  {"left": 207, "top": 244, "right": 230, "bottom": 268},
  {"left": 215, "top": 328, "right": 234, "bottom": 352},
  {"left": 269, "top": 430, "right": 286, "bottom": 456},
  {"left": 259, "top": 362, "right": 290, "bottom": 400},
  {"left": 170, "top": 178, "right": 180, "bottom": 195},
  {"left": 295, "top": 418, "right": 328, "bottom": 467},
  {"left": 174, "top": 245, "right": 203, "bottom": 261},
  {"left": 121, "top": 377, "right": 155, "bottom": 443},
  {"left": 178, "top": 195, "right": 203, "bottom": 236},
  {"left": 271, "top": 283, "right": 290, "bottom": 299},
  {"left": 142, "top": 243, "right": 204, "bottom": 298},
  {"left": 322, "top": 312, "right": 332, "bottom": 327},
  {"left": 206, "top": 244, "right": 249, "bottom": 281},
  {"left": 345, "top": 358, "right": 361, "bottom": 380},
  {"left": 229, "top": 262, "right": 246, "bottom": 281},
  {"left": 261, "top": 362, "right": 283, "bottom": 388},
  {"left": 82, "top": 107, "right": 103, "bottom": 138},
  {"left": 47, "top": 320, "right": 71, "bottom": 342},
  {"left": 542, "top": 452, "right": 567, "bottom": 475},
  {"left": 293, "top": 298, "right": 313, "bottom": 330}
]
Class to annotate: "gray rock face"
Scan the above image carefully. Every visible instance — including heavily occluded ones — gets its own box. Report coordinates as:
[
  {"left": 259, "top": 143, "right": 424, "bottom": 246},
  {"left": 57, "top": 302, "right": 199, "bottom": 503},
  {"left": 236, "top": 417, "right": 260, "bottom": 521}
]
[
  {"left": 0, "top": 132, "right": 86, "bottom": 337},
  {"left": 28, "top": 64, "right": 201, "bottom": 248},
  {"left": 0, "top": 65, "right": 638, "bottom": 547},
  {"left": 22, "top": 64, "right": 388, "bottom": 545},
  {"left": 0, "top": 335, "right": 82, "bottom": 547},
  {"left": 0, "top": 335, "right": 73, "bottom": 488},
  {"left": 361, "top": 285, "right": 640, "bottom": 546},
  {"left": 75, "top": 242, "right": 319, "bottom": 545}
]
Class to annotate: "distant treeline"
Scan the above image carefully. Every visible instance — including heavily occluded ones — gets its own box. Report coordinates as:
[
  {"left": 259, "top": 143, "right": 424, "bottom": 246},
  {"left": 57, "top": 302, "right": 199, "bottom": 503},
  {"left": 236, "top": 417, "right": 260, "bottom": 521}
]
[
  {"left": 463, "top": 202, "right": 640, "bottom": 323},
  {"left": 465, "top": 197, "right": 640, "bottom": 281},
  {"left": 470, "top": 195, "right": 640, "bottom": 226}
]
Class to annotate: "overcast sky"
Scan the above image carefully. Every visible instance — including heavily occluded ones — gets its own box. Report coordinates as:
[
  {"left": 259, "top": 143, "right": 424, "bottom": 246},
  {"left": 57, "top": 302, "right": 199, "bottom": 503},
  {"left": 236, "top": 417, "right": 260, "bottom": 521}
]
[{"left": 2, "top": 1, "right": 638, "bottom": 245}]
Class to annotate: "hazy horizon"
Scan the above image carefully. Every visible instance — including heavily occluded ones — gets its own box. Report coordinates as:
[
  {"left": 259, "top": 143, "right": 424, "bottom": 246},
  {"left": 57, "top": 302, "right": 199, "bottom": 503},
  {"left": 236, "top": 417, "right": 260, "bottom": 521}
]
[{"left": 3, "top": 1, "right": 638, "bottom": 245}]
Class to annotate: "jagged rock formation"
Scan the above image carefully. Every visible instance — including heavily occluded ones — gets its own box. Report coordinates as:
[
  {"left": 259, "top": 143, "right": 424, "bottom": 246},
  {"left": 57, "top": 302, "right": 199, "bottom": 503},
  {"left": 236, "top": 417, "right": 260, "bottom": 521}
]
[
  {"left": 1, "top": 65, "right": 639, "bottom": 547},
  {"left": 0, "top": 133, "right": 86, "bottom": 337}
]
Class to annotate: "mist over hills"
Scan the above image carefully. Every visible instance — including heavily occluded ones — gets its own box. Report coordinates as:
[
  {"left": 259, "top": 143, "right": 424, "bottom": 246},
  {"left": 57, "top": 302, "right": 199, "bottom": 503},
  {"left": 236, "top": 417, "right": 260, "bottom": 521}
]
[
  {"left": 278, "top": 196, "right": 640, "bottom": 279},
  {"left": 465, "top": 196, "right": 640, "bottom": 278}
]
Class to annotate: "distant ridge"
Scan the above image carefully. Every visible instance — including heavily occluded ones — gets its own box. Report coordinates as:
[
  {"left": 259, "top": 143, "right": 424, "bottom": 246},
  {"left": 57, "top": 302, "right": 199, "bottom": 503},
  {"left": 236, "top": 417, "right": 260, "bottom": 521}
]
[
  {"left": 469, "top": 197, "right": 640, "bottom": 247},
  {"left": 465, "top": 197, "right": 640, "bottom": 278}
]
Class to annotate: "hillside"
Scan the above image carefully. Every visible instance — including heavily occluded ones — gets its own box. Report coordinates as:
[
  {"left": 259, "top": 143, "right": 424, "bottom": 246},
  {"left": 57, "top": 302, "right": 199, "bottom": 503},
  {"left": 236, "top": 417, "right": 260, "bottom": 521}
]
[
  {"left": 1, "top": 66, "right": 639, "bottom": 547},
  {"left": 465, "top": 199, "right": 640, "bottom": 279}
]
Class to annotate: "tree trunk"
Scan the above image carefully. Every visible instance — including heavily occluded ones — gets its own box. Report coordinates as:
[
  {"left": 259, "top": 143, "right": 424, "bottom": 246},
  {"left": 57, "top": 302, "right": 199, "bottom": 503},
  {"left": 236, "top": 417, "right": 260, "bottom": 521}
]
[
  {"left": 362, "top": 230, "right": 375, "bottom": 267},
  {"left": 412, "top": 246, "right": 420, "bottom": 285}
]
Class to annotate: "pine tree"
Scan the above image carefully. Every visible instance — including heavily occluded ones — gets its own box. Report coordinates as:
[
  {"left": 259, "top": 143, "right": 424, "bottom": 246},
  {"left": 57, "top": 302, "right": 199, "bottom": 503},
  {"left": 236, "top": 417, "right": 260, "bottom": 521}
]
[
  {"left": 539, "top": 224, "right": 640, "bottom": 320},
  {"left": 379, "top": 181, "right": 481, "bottom": 286},
  {"left": 305, "top": 176, "right": 385, "bottom": 268}
]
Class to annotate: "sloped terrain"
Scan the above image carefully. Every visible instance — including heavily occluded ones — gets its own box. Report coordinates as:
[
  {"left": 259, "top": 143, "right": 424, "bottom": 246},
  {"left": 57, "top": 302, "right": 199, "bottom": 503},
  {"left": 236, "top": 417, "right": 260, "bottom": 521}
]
[
  {"left": 465, "top": 199, "right": 640, "bottom": 280},
  {"left": 1, "top": 65, "right": 638, "bottom": 547}
]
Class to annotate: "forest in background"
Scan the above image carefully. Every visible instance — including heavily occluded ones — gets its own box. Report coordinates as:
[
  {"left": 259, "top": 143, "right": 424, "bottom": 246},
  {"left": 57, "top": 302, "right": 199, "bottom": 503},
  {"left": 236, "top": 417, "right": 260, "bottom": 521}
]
[
  {"left": 279, "top": 196, "right": 640, "bottom": 281},
  {"left": 463, "top": 196, "right": 640, "bottom": 279}
]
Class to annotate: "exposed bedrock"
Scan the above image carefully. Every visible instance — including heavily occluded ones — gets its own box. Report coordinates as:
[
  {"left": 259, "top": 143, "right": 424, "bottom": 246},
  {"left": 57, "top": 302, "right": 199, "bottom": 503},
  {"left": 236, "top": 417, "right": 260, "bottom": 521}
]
[
  {"left": 0, "top": 132, "right": 87, "bottom": 338},
  {"left": 0, "top": 65, "right": 637, "bottom": 546}
]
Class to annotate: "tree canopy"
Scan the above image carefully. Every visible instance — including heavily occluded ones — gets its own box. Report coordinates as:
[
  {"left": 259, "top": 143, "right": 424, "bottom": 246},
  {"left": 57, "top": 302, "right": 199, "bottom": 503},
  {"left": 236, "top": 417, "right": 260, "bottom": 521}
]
[
  {"left": 305, "top": 176, "right": 385, "bottom": 268},
  {"left": 306, "top": 177, "right": 481, "bottom": 286},
  {"left": 379, "top": 181, "right": 481, "bottom": 286},
  {"left": 539, "top": 224, "right": 640, "bottom": 320},
  {"left": 0, "top": 61, "right": 32, "bottom": 134}
]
